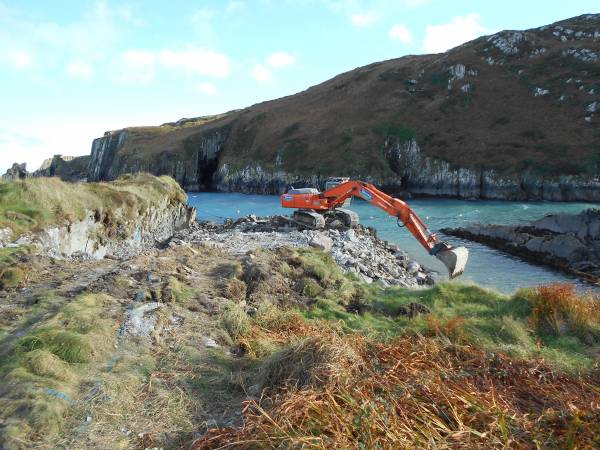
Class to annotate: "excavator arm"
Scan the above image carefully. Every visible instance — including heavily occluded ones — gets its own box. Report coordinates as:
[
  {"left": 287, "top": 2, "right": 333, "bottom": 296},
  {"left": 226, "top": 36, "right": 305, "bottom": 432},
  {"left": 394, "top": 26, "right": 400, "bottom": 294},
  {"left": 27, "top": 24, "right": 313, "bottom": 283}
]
[{"left": 281, "top": 180, "right": 469, "bottom": 278}]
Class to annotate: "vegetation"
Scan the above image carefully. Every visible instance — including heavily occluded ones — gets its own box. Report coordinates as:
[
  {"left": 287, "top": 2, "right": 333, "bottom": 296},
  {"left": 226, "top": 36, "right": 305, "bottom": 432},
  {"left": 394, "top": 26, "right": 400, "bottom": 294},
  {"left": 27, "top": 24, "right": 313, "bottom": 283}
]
[
  {"left": 0, "top": 173, "right": 186, "bottom": 240},
  {"left": 193, "top": 250, "right": 600, "bottom": 449},
  {"left": 373, "top": 122, "right": 416, "bottom": 141},
  {"left": 0, "top": 293, "right": 118, "bottom": 446}
]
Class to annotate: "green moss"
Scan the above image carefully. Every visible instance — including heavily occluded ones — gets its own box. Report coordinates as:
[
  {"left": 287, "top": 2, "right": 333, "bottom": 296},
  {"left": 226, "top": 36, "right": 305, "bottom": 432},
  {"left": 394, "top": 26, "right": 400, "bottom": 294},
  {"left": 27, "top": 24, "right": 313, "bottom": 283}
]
[{"left": 373, "top": 123, "right": 416, "bottom": 141}]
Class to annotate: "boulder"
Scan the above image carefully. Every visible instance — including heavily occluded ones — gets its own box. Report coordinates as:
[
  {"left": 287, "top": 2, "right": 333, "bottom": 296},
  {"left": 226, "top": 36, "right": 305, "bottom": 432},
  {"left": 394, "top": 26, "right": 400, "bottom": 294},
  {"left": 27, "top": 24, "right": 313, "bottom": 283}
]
[{"left": 309, "top": 233, "right": 333, "bottom": 252}]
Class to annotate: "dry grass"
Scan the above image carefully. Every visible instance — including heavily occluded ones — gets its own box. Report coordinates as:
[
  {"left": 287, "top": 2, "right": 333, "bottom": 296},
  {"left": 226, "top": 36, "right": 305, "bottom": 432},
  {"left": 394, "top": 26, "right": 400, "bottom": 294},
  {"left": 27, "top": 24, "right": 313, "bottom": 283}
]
[
  {"left": 528, "top": 283, "right": 600, "bottom": 344},
  {"left": 256, "top": 334, "right": 362, "bottom": 393},
  {"left": 193, "top": 334, "right": 600, "bottom": 449},
  {"left": 194, "top": 278, "right": 600, "bottom": 450},
  {"left": 224, "top": 278, "right": 247, "bottom": 302}
]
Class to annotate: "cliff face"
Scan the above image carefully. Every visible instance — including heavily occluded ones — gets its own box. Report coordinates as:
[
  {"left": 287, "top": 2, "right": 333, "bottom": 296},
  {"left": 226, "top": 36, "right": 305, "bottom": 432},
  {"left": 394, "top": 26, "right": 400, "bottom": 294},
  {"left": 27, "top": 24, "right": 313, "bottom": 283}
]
[
  {"left": 34, "top": 154, "right": 90, "bottom": 181},
  {"left": 87, "top": 125, "right": 230, "bottom": 191},
  {"left": 36, "top": 197, "right": 195, "bottom": 259},
  {"left": 81, "top": 14, "right": 600, "bottom": 200}
]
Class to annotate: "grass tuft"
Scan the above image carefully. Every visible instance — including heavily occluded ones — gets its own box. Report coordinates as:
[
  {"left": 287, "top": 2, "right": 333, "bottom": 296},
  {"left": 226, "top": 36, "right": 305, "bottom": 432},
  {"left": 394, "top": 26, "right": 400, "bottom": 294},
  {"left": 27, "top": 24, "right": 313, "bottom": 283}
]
[
  {"left": 256, "top": 334, "right": 362, "bottom": 392},
  {"left": 527, "top": 283, "right": 600, "bottom": 344},
  {"left": 220, "top": 301, "right": 250, "bottom": 340}
]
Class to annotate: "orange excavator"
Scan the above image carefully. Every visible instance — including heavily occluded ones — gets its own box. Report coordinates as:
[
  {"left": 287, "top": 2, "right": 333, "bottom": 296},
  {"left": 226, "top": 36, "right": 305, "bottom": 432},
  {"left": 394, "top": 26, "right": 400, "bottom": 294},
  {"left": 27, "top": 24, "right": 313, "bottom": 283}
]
[{"left": 280, "top": 180, "right": 469, "bottom": 278}]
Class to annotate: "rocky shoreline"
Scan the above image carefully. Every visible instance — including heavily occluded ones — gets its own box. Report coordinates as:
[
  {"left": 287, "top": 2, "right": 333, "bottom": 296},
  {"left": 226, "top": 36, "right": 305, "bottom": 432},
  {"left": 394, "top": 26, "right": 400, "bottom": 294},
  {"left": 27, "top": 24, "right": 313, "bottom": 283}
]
[{"left": 443, "top": 209, "right": 600, "bottom": 284}]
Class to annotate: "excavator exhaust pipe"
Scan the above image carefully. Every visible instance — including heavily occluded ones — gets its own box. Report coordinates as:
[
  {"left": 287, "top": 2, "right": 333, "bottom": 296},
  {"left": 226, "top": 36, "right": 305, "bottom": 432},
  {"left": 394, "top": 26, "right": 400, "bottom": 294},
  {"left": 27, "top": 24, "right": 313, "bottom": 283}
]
[{"left": 432, "top": 244, "right": 469, "bottom": 279}]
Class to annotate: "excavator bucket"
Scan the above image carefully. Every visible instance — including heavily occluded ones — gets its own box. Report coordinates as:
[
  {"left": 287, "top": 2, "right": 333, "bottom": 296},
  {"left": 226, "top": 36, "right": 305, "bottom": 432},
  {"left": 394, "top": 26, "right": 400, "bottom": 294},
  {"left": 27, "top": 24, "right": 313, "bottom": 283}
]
[{"left": 435, "top": 246, "right": 469, "bottom": 279}]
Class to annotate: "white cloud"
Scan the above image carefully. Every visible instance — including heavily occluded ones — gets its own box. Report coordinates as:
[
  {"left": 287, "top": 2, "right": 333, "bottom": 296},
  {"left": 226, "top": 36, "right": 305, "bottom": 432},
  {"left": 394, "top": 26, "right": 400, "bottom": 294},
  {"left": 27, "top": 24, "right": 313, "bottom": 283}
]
[
  {"left": 351, "top": 12, "right": 377, "bottom": 27},
  {"left": 226, "top": 1, "right": 244, "bottom": 14},
  {"left": 117, "top": 49, "right": 156, "bottom": 84},
  {"left": 5, "top": 50, "right": 33, "bottom": 69},
  {"left": 266, "top": 51, "right": 294, "bottom": 68},
  {"left": 158, "top": 49, "right": 231, "bottom": 78},
  {"left": 252, "top": 64, "right": 271, "bottom": 83},
  {"left": 195, "top": 82, "right": 217, "bottom": 95},
  {"left": 116, "top": 47, "right": 231, "bottom": 84},
  {"left": 65, "top": 61, "right": 94, "bottom": 79},
  {"left": 388, "top": 23, "right": 412, "bottom": 44},
  {"left": 423, "top": 13, "right": 489, "bottom": 53}
]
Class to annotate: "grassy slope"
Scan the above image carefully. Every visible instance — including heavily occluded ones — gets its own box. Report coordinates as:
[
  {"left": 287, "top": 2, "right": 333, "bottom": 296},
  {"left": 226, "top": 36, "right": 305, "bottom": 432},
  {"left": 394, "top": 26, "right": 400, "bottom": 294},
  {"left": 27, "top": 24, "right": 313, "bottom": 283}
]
[
  {"left": 0, "top": 241, "right": 597, "bottom": 448},
  {"left": 195, "top": 249, "right": 600, "bottom": 448},
  {"left": 0, "top": 173, "right": 186, "bottom": 240}
]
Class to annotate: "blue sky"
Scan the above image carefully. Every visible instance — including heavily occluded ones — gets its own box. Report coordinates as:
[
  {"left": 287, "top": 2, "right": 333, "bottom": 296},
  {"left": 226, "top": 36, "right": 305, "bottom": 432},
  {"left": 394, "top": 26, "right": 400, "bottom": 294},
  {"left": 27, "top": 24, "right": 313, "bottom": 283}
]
[{"left": 0, "top": 0, "right": 597, "bottom": 173}]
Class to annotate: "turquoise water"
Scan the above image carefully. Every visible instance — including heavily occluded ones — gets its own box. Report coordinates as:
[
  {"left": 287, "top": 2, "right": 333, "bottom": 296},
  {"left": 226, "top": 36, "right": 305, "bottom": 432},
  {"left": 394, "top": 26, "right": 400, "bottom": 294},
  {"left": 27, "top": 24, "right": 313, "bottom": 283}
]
[{"left": 187, "top": 192, "right": 598, "bottom": 293}]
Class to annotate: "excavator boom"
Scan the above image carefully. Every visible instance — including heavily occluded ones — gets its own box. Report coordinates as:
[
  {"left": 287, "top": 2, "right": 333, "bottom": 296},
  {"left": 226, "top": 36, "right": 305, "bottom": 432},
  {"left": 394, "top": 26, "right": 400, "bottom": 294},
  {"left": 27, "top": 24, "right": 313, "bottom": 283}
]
[{"left": 281, "top": 180, "right": 469, "bottom": 278}]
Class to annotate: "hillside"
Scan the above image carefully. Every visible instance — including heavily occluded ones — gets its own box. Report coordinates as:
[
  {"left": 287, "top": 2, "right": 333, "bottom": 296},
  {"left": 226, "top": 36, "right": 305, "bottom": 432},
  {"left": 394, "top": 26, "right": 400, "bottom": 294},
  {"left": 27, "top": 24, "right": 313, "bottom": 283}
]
[{"left": 68, "top": 15, "right": 600, "bottom": 199}]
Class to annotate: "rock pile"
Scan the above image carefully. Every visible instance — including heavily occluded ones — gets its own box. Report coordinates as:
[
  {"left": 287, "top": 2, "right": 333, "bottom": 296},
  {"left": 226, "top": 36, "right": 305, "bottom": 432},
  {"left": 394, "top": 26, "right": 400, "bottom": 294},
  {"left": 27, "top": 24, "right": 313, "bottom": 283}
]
[{"left": 175, "top": 215, "right": 434, "bottom": 288}]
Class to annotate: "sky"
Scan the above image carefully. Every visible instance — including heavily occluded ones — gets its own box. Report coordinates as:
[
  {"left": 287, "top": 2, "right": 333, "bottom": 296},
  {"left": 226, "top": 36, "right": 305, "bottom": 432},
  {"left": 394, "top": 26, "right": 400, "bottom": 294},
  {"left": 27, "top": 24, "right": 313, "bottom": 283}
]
[{"left": 0, "top": 0, "right": 597, "bottom": 173}]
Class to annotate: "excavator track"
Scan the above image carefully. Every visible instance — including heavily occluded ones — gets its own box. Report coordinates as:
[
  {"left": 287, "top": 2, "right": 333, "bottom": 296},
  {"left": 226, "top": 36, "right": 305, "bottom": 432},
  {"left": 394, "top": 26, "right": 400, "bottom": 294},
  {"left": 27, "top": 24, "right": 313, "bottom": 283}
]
[
  {"left": 325, "top": 208, "right": 359, "bottom": 229},
  {"left": 292, "top": 210, "right": 326, "bottom": 229}
]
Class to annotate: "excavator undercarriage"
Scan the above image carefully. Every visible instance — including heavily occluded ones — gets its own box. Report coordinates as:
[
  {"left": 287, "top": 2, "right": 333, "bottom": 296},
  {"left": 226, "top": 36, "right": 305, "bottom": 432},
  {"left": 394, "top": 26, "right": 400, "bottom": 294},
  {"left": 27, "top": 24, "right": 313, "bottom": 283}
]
[{"left": 292, "top": 208, "right": 359, "bottom": 230}]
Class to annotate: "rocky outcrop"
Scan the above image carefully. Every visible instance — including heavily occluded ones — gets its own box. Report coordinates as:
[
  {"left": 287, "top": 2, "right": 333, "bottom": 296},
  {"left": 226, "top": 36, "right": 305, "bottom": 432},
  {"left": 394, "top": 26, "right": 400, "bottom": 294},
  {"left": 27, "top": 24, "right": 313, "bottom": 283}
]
[
  {"left": 2, "top": 175, "right": 196, "bottom": 260},
  {"left": 34, "top": 154, "right": 90, "bottom": 181},
  {"left": 382, "top": 138, "right": 600, "bottom": 201},
  {"left": 214, "top": 163, "right": 324, "bottom": 194},
  {"left": 212, "top": 137, "right": 600, "bottom": 201},
  {"left": 443, "top": 209, "right": 600, "bottom": 282},
  {"left": 88, "top": 130, "right": 129, "bottom": 181},
  {"left": 87, "top": 126, "right": 230, "bottom": 191},
  {"left": 31, "top": 200, "right": 195, "bottom": 259},
  {"left": 2, "top": 163, "right": 29, "bottom": 181}
]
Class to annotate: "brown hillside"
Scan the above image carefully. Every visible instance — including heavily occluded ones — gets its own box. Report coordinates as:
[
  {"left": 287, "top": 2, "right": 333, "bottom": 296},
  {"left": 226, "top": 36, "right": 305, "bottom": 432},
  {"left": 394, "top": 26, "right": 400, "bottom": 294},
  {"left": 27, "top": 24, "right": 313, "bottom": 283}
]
[{"left": 87, "top": 14, "right": 600, "bottom": 195}]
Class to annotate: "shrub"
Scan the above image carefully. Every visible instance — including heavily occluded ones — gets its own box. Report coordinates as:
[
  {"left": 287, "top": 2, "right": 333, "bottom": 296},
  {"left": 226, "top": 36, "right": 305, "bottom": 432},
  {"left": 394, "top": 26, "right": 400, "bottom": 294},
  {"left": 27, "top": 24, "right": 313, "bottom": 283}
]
[
  {"left": 224, "top": 278, "right": 247, "bottom": 302},
  {"left": 299, "top": 277, "right": 322, "bottom": 298},
  {"left": 0, "top": 266, "right": 26, "bottom": 288},
  {"left": 373, "top": 123, "right": 416, "bottom": 141}
]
